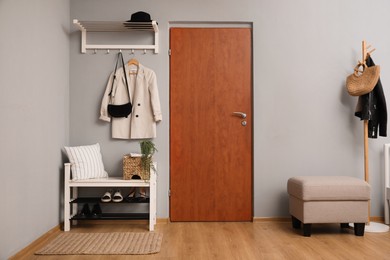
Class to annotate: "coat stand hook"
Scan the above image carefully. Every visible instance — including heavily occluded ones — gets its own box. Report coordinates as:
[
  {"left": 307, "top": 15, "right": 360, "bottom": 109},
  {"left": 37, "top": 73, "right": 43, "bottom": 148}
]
[
  {"left": 94, "top": 49, "right": 97, "bottom": 54},
  {"left": 106, "top": 49, "right": 110, "bottom": 54},
  {"left": 143, "top": 49, "right": 147, "bottom": 55}
]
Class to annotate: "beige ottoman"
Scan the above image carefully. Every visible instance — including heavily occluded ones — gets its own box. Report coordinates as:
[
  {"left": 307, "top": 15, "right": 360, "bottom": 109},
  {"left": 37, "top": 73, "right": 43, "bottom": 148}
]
[{"left": 287, "top": 176, "right": 370, "bottom": 236}]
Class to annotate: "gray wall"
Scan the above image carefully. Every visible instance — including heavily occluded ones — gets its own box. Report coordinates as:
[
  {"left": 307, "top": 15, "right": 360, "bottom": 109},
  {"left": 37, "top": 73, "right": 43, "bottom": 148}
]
[
  {"left": 2, "top": 0, "right": 390, "bottom": 257},
  {"left": 0, "top": 0, "right": 70, "bottom": 258},
  {"left": 70, "top": 0, "right": 390, "bottom": 219}
]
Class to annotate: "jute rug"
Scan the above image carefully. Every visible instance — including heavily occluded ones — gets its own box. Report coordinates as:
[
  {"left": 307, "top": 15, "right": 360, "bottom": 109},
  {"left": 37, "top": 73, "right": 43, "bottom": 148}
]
[{"left": 35, "top": 232, "right": 163, "bottom": 255}]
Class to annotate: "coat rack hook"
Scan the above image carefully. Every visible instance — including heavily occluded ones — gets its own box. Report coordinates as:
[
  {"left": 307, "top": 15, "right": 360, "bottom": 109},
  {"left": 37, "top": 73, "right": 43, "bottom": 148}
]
[
  {"left": 131, "top": 49, "right": 135, "bottom": 55},
  {"left": 94, "top": 49, "right": 97, "bottom": 54},
  {"left": 106, "top": 49, "right": 110, "bottom": 54},
  {"left": 119, "top": 49, "right": 122, "bottom": 53},
  {"left": 143, "top": 49, "right": 147, "bottom": 55}
]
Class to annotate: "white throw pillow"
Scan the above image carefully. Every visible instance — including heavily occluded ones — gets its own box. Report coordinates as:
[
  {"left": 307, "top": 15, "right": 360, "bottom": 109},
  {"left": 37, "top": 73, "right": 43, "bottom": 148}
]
[{"left": 64, "top": 143, "right": 108, "bottom": 180}]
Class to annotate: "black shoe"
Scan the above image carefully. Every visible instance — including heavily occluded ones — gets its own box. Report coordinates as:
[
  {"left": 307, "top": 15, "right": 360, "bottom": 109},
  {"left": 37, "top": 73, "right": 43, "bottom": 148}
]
[
  {"left": 91, "top": 203, "right": 102, "bottom": 218},
  {"left": 125, "top": 187, "right": 137, "bottom": 202},
  {"left": 136, "top": 188, "right": 148, "bottom": 202},
  {"left": 79, "top": 203, "right": 91, "bottom": 218}
]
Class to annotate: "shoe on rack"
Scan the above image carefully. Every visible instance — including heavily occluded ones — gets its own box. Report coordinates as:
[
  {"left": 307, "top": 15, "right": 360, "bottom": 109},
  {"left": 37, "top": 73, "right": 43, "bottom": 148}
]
[
  {"left": 91, "top": 203, "right": 102, "bottom": 218},
  {"left": 101, "top": 190, "right": 113, "bottom": 203},
  {"left": 136, "top": 187, "right": 149, "bottom": 202},
  {"left": 112, "top": 189, "right": 123, "bottom": 202},
  {"left": 79, "top": 203, "right": 91, "bottom": 218},
  {"left": 125, "top": 187, "right": 137, "bottom": 202}
]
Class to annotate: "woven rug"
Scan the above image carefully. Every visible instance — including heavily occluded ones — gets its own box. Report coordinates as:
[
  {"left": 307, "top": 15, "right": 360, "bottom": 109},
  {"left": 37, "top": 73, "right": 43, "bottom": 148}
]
[{"left": 35, "top": 232, "right": 163, "bottom": 255}]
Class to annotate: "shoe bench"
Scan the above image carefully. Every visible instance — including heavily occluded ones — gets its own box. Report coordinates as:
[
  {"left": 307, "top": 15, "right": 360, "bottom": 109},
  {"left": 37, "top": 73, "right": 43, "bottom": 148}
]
[{"left": 63, "top": 163, "right": 157, "bottom": 231}]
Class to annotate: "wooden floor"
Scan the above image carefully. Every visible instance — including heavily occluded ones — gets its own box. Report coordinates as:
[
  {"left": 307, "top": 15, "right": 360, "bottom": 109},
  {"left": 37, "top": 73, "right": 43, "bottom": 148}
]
[{"left": 12, "top": 221, "right": 390, "bottom": 260}]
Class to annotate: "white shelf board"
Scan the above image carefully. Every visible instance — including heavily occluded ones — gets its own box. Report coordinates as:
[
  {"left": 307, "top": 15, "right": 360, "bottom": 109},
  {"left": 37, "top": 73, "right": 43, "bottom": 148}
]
[{"left": 73, "top": 19, "right": 159, "bottom": 53}]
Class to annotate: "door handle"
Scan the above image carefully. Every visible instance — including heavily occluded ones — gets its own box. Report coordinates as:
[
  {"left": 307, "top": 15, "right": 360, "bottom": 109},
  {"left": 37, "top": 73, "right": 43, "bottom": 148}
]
[{"left": 233, "top": 112, "right": 247, "bottom": 119}]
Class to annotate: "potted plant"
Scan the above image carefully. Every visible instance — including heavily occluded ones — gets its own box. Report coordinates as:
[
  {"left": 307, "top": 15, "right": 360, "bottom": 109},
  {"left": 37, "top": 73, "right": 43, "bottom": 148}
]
[{"left": 140, "top": 140, "right": 157, "bottom": 172}]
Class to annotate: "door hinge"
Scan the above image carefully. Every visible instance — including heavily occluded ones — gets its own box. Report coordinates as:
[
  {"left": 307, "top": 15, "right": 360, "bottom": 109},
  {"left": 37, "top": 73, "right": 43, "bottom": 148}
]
[
  {"left": 168, "top": 189, "right": 171, "bottom": 196},
  {"left": 168, "top": 49, "right": 171, "bottom": 56}
]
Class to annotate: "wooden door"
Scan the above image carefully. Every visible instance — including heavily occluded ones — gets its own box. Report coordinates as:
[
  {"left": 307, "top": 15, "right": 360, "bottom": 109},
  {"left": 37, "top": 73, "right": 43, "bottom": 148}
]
[{"left": 170, "top": 28, "right": 252, "bottom": 221}]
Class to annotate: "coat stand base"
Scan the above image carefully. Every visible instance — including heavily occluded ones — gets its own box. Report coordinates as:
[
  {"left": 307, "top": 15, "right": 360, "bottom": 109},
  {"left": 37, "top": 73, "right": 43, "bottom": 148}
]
[{"left": 349, "top": 222, "right": 389, "bottom": 233}]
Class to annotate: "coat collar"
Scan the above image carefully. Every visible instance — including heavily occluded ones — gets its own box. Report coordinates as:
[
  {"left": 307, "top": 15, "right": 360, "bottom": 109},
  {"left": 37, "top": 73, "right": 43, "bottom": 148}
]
[{"left": 124, "top": 63, "right": 145, "bottom": 78}]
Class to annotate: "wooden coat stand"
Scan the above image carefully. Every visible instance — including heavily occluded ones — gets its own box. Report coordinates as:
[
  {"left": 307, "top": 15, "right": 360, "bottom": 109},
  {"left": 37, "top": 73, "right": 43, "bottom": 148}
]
[
  {"left": 361, "top": 40, "right": 374, "bottom": 221},
  {"left": 357, "top": 40, "right": 389, "bottom": 232}
]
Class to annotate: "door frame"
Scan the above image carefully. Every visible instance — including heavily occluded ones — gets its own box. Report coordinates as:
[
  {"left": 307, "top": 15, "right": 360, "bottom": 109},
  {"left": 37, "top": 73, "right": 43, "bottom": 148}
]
[{"left": 168, "top": 22, "right": 254, "bottom": 220}]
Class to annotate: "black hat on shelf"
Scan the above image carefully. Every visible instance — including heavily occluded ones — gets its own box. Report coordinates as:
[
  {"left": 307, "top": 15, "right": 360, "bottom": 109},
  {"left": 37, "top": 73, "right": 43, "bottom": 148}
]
[{"left": 126, "top": 11, "right": 152, "bottom": 22}]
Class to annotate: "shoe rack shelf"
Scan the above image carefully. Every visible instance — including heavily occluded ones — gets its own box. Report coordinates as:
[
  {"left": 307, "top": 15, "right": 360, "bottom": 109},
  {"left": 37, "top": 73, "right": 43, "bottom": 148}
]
[
  {"left": 71, "top": 197, "right": 150, "bottom": 204},
  {"left": 63, "top": 163, "right": 157, "bottom": 231},
  {"left": 73, "top": 19, "right": 159, "bottom": 53},
  {"left": 72, "top": 213, "right": 150, "bottom": 221}
]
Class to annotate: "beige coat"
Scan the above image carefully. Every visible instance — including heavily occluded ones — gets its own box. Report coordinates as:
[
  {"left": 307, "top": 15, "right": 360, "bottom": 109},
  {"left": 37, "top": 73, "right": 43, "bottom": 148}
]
[{"left": 99, "top": 63, "right": 162, "bottom": 139}]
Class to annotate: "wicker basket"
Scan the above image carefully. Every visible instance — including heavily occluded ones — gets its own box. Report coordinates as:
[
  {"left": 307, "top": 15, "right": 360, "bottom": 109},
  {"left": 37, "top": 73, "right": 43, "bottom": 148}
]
[{"left": 123, "top": 155, "right": 150, "bottom": 180}]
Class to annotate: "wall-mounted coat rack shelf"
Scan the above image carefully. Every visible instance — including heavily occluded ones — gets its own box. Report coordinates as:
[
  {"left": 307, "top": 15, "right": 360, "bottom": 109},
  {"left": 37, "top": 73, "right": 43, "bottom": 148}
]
[{"left": 73, "top": 19, "right": 159, "bottom": 54}]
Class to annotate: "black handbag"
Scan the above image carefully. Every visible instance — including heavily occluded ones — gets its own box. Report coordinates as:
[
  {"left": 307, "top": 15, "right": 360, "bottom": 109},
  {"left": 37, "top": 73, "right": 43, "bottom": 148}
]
[{"left": 107, "top": 52, "right": 132, "bottom": 118}]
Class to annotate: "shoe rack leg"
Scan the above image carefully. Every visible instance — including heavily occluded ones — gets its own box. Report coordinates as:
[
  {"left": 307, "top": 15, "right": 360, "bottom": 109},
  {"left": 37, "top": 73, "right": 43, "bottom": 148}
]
[
  {"left": 64, "top": 163, "right": 71, "bottom": 231},
  {"left": 149, "top": 164, "right": 157, "bottom": 231},
  {"left": 72, "top": 187, "right": 78, "bottom": 226}
]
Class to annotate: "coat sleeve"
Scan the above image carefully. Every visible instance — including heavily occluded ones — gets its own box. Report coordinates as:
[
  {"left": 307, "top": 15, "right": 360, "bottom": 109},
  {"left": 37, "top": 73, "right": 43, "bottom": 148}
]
[
  {"left": 148, "top": 71, "right": 162, "bottom": 122},
  {"left": 99, "top": 72, "right": 115, "bottom": 122},
  {"left": 375, "top": 78, "right": 387, "bottom": 137}
]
